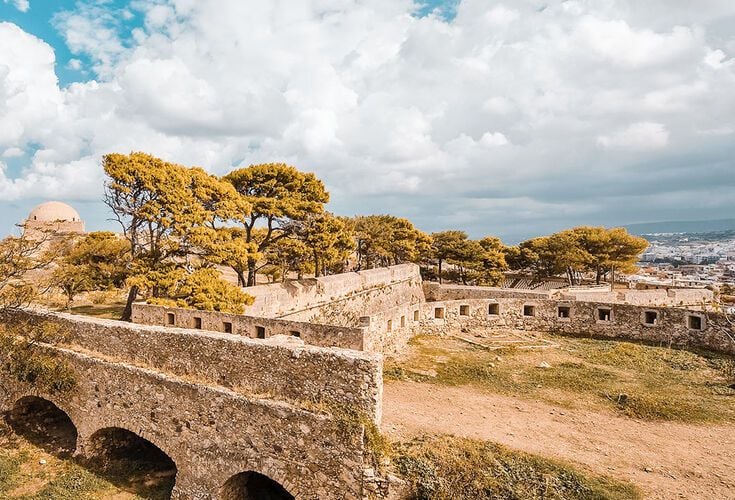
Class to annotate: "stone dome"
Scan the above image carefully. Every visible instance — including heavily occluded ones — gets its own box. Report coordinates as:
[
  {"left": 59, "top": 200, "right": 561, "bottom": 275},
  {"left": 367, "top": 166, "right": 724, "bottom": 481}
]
[{"left": 27, "top": 201, "right": 82, "bottom": 223}]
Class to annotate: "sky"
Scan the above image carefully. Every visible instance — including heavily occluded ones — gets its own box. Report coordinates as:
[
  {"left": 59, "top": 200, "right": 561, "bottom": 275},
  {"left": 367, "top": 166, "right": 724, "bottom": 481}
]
[{"left": 0, "top": 1, "right": 734, "bottom": 243}]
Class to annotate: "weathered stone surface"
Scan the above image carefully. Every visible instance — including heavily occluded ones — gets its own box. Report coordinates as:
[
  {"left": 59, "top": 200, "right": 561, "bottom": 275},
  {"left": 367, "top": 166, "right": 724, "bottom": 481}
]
[
  {"left": 412, "top": 296, "right": 735, "bottom": 355},
  {"left": 245, "top": 264, "right": 425, "bottom": 326},
  {"left": 4, "top": 309, "right": 382, "bottom": 420},
  {"left": 0, "top": 346, "right": 368, "bottom": 499},
  {"left": 132, "top": 302, "right": 367, "bottom": 350}
]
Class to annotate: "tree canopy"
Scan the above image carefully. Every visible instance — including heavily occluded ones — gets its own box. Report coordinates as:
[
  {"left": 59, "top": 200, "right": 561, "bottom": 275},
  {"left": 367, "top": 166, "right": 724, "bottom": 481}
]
[
  {"left": 103, "top": 152, "right": 253, "bottom": 319},
  {"left": 224, "top": 163, "right": 330, "bottom": 286},
  {"left": 507, "top": 227, "right": 648, "bottom": 285},
  {"left": 354, "top": 215, "right": 431, "bottom": 269}
]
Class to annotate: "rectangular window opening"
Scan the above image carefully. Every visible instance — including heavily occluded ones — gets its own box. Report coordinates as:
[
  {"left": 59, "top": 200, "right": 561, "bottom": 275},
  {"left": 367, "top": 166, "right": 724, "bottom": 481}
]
[
  {"left": 400, "top": 316, "right": 406, "bottom": 327},
  {"left": 523, "top": 305, "right": 536, "bottom": 317},
  {"left": 459, "top": 305, "right": 470, "bottom": 316},
  {"left": 387, "top": 320, "right": 393, "bottom": 332},
  {"left": 223, "top": 321, "right": 233, "bottom": 334},
  {"left": 256, "top": 326, "right": 266, "bottom": 339},
  {"left": 644, "top": 311, "right": 658, "bottom": 325},
  {"left": 166, "top": 313, "right": 175, "bottom": 326},
  {"left": 557, "top": 306, "right": 570, "bottom": 318},
  {"left": 488, "top": 303, "right": 499, "bottom": 315},
  {"left": 290, "top": 330, "right": 301, "bottom": 338},
  {"left": 413, "top": 310, "right": 420, "bottom": 321},
  {"left": 688, "top": 315, "right": 702, "bottom": 331},
  {"left": 597, "top": 308, "right": 611, "bottom": 322},
  {"left": 434, "top": 307, "right": 445, "bottom": 319},
  {"left": 194, "top": 317, "right": 202, "bottom": 329}
]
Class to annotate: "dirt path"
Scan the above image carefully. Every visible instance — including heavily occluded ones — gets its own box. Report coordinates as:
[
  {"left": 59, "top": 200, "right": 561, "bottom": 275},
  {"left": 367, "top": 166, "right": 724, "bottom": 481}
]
[{"left": 383, "top": 380, "right": 735, "bottom": 500}]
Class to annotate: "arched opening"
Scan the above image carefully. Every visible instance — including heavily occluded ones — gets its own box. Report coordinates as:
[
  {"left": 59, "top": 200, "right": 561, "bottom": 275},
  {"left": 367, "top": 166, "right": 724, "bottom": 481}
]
[
  {"left": 221, "top": 471, "right": 295, "bottom": 500},
  {"left": 87, "top": 427, "right": 177, "bottom": 498},
  {"left": 5, "top": 396, "right": 78, "bottom": 458}
]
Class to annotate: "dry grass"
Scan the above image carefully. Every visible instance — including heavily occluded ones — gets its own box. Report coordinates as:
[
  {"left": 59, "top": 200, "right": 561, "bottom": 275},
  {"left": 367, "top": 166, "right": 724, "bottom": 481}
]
[
  {"left": 65, "top": 302, "right": 126, "bottom": 320},
  {"left": 394, "top": 435, "right": 642, "bottom": 500},
  {"left": 385, "top": 334, "right": 735, "bottom": 423},
  {"left": 0, "top": 421, "right": 169, "bottom": 499}
]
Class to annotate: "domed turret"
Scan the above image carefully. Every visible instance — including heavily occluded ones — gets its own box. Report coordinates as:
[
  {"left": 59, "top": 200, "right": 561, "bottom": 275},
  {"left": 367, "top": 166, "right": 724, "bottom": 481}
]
[
  {"left": 23, "top": 201, "right": 85, "bottom": 237},
  {"left": 28, "top": 201, "right": 82, "bottom": 223}
]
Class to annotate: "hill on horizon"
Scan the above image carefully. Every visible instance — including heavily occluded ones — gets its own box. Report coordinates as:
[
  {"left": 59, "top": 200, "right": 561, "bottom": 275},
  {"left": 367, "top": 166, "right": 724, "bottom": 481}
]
[{"left": 625, "top": 218, "right": 735, "bottom": 235}]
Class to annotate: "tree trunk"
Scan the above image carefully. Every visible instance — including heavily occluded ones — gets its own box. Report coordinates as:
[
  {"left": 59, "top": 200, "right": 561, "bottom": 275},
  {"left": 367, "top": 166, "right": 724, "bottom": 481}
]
[
  {"left": 235, "top": 270, "right": 246, "bottom": 287},
  {"left": 596, "top": 266, "right": 602, "bottom": 285},
  {"left": 121, "top": 285, "right": 139, "bottom": 322},
  {"left": 246, "top": 257, "right": 257, "bottom": 287},
  {"left": 611, "top": 265, "right": 615, "bottom": 289},
  {"left": 313, "top": 252, "right": 320, "bottom": 278},
  {"left": 438, "top": 259, "right": 443, "bottom": 284}
]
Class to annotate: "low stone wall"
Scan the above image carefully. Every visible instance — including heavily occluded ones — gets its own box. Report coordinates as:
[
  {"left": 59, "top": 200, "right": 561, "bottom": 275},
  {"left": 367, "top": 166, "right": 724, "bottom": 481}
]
[
  {"left": 131, "top": 303, "right": 366, "bottom": 350},
  {"left": 246, "top": 264, "right": 425, "bottom": 327},
  {"left": 558, "top": 288, "right": 714, "bottom": 307},
  {"left": 360, "top": 303, "right": 423, "bottom": 355},
  {"left": 423, "top": 282, "right": 552, "bottom": 302},
  {"left": 2, "top": 309, "right": 382, "bottom": 420},
  {"left": 0, "top": 345, "right": 368, "bottom": 499},
  {"left": 414, "top": 297, "right": 735, "bottom": 354}
]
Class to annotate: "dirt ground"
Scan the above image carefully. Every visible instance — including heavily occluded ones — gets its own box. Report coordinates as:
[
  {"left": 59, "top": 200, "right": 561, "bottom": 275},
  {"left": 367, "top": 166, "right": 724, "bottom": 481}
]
[{"left": 383, "top": 380, "right": 735, "bottom": 500}]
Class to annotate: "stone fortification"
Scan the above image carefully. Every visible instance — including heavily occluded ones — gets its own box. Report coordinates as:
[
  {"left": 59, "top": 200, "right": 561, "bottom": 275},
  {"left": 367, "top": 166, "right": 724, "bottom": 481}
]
[
  {"left": 246, "top": 264, "right": 425, "bottom": 327},
  {"left": 2, "top": 265, "right": 731, "bottom": 498},
  {"left": 132, "top": 303, "right": 367, "bottom": 350},
  {"left": 0, "top": 309, "right": 383, "bottom": 498},
  {"left": 0, "top": 346, "right": 367, "bottom": 499},
  {"left": 412, "top": 296, "right": 734, "bottom": 355},
  {"left": 423, "top": 282, "right": 552, "bottom": 301},
  {"left": 130, "top": 266, "right": 730, "bottom": 357},
  {"left": 3, "top": 309, "right": 382, "bottom": 420},
  {"left": 558, "top": 288, "right": 714, "bottom": 307}
]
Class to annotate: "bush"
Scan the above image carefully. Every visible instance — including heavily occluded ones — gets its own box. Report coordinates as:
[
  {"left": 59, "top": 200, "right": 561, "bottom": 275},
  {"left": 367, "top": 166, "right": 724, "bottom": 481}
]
[
  {"left": 0, "top": 321, "right": 77, "bottom": 394},
  {"left": 395, "top": 435, "right": 641, "bottom": 500}
]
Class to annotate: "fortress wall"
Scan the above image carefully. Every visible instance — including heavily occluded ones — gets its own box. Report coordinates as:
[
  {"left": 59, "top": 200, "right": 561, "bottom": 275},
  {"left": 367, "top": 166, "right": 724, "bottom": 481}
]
[
  {"left": 131, "top": 303, "right": 366, "bottom": 350},
  {"left": 245, "top": 264, "right": 425, "bottom": 327},
  {"left": 558, "top": 288, "right": 714, "bottom": 306},
  {"left": 0, "top": 347, "right": 368, "bottom": 499},
  {"left": 666, "top": 288, "right": 715, "bottom": 305},
  {"left": 423, "top": 282, "right": 552, "bottom": 302},
  {"left": 429, "top": 283, "right": 714, "bottom": 308},
  {"left": 414, "top": 298, "right": 735, "bottom": 354},
  {"left": 1, "top": 309, "right": 382, "bottom": 420},
  {"left": 360, "top": 303, "right": 423, "bottom": 355}
]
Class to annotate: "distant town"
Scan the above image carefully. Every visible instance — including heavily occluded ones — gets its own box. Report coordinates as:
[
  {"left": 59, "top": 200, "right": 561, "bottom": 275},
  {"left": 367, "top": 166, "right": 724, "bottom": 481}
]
[{"left": 631, "top": 230, "right": 735, "bottom": 289}]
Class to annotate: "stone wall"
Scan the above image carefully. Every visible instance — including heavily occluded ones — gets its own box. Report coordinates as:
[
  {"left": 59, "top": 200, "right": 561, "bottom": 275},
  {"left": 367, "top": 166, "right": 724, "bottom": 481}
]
[
  {"left": 131, "top": 303, "right": 366, "bottom": 350},
  {"left": 423, "top": 282, "right": 552, "bottom": 302},
  {"left": 558, "top": 288, "right": 714, "bottom": 306},
  {"left": 426, "top": 283, "right": 714, "bottom": 308},
  {"left": 413, "top": 297, "right": 735, "bottom": 354},
  {"left": 0, "top": 345, "right": 368, "bottom": 499},
  {"left": 246, "top": 264, "right": 425, "bottom": 327},
  {"left": 2, "top": 309, "right": 382, "bottom": 421},
  {"left": 360, "top": 303, "right": 424, "bottom": 355}
]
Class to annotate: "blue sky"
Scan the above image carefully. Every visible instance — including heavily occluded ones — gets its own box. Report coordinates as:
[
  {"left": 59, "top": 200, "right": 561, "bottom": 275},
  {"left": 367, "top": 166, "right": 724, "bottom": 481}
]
[{"left": 1, "top": 1, "right": 734, "bottom": 242}]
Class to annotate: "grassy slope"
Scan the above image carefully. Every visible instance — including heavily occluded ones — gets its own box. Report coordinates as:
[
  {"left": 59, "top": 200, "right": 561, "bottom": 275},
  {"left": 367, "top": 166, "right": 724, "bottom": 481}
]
[{"left": 386, "top": 335, "right": 735, "bottom": 423}]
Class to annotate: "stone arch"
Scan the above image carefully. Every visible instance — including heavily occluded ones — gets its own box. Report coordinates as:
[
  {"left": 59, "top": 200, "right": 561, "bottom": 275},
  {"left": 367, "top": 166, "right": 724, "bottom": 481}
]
[
  {"left": 220, "top": 470, "right": 295, "bottom": 500},
  {"left": 86, "top": 426, "right": 178, "bottom": 497},
  {"left": 5, "top": 395, "right": 78, "bottom": 458}
]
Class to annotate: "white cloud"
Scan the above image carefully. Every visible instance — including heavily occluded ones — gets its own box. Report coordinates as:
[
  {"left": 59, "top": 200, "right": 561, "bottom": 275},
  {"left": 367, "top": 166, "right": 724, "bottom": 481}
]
[
  {"left": 2, "top": 147, "right": 23, "bottom": 158},
  {"left": 4, "top": 0, "right": 29, "bottom": 13},
  {"left": 1, "top": 0, "right": 735, "bottom": 237},
  {"left": 597, "top": 122, "right": 670, "bottom": 151},
  {"left": 66, "top": 58, "right": 82, "bottom": 71}
]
